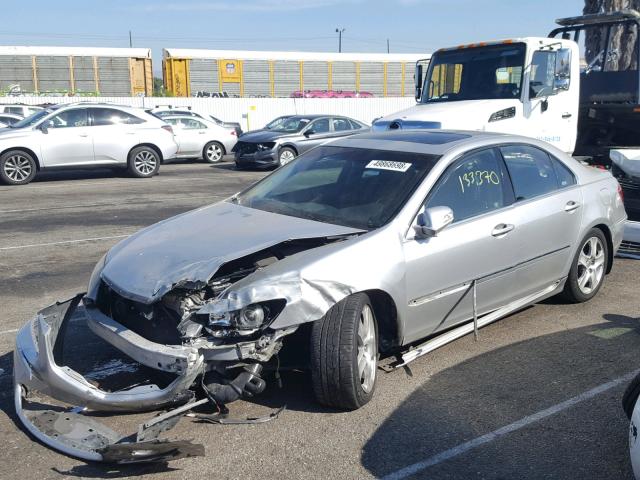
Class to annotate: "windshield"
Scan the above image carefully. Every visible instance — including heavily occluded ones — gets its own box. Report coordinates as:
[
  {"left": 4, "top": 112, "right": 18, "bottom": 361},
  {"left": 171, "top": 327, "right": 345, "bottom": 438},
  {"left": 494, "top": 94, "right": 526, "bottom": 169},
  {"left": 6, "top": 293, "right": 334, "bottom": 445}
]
[
  {"left": 266, "top": 116, "right": 288, "bottom": 129},
  {"left": 271, "top": 117, "right": 310, "bottom": 133},
  {"left": 10, "top": 109, "right": 51, "bottom": 128},
  {"left": 422, "top": 43, "right": 526, "bottom": 103},
  {"left": 234, "top": 146, "right": 439, "bottom": 230}
]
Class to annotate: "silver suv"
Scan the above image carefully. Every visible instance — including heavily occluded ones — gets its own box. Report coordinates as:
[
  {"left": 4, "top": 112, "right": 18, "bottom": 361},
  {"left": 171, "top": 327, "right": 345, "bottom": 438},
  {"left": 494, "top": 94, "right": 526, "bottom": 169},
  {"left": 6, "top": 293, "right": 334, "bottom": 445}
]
[{"left": 0, "top": 103, "right": 178, "bottom": 185}]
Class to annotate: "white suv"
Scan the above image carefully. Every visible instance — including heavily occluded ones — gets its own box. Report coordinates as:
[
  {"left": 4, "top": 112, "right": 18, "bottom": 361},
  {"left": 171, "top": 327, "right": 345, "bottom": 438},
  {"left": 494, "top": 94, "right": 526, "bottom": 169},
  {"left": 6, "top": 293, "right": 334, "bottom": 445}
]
[
  {"left": 0, "top": 104, "right": 43, "bottom": 118},
  {"left": 0, "top": 103, "right": 178, "bottom": 185}
]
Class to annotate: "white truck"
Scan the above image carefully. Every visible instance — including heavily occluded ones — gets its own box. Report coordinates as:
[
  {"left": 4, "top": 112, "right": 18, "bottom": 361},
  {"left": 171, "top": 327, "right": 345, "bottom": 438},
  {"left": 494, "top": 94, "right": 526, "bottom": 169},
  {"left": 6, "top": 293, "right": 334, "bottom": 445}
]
[{"left": 373, "top": 9, "right": 640, "bottom": 255}]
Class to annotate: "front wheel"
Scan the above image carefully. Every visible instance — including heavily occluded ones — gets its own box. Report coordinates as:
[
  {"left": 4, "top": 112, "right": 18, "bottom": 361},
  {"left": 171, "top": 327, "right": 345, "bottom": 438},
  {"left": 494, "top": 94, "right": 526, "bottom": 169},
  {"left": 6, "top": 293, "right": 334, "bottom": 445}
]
[
  {"left": 0, "top": 150, "right": 37, "bottom": 185},
  {"left": 278, "top": 147, "right": 296, "bottom": 166},
  {"left": 562, "top": 228, "right": 608, "bottom": 303},
  {"left": 203, "top": 141, "right": 224, "bottom": 163},
  {"left": 310, "top": 293, "right": 378, "bottom": 410},
  {"left": 127, "top": 146, "right": 160, "bottom": 178}
]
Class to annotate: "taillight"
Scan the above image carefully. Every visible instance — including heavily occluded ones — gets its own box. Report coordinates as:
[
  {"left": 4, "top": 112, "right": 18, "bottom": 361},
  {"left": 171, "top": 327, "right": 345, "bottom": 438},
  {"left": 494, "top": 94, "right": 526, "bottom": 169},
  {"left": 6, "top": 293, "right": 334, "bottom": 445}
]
[
  {"left": 162, "top": 125, "right": 173, "bottom": 134},
  {"left": 230, "top": 130, "right": 237, "bottom": 136},
  {"left": 618, "top": 183, "right": 624, "bottom": 202}
]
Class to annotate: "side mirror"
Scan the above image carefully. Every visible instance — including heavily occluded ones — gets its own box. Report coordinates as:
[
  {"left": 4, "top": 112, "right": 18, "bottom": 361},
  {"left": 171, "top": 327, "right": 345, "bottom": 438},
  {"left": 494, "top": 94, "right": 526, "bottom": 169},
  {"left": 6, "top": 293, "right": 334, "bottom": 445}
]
[
  {"left": 553, "top": 77, "right": 570, "bottom": 92},
  {"left": 304, "top": 129, "right": 315, "bottom": 137},
  {"left": 553, "top": 48, "right": 571, "bottom": 93},
  {"left": 415, "top": 63, "right": 423, "bottom": 100},
  {"left": 39, "top": 121, "right": 50, "bottom": 134},
  {"left": 413, "top": 206, "right": 454, "bottom": 239}
]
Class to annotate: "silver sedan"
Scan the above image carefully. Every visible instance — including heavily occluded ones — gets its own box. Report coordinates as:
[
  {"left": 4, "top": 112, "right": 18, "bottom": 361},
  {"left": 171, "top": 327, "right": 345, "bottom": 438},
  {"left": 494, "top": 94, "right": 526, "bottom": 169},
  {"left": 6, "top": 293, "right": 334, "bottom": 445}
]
[
  {"left": 14, "top": 130, "right": 626, "bottom": 462},
  {"left": 163, "top": 114, "right": 238, "bottom": 163}
]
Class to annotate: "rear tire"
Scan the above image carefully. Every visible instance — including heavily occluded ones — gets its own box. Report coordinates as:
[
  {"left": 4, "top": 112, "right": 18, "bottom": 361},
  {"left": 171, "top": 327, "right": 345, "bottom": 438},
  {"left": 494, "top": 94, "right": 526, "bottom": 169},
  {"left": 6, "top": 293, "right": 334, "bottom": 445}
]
[
  {"left": 203, "top": 141, "right": 224, "bottom": 163},
  {"left": 127, "top": 146, "right": 160, "bottom": 178},
  {"left": 310, "top": 293, "right": 378, "bottom": 410},
  {"left": 0, "top": 150, "right": 36, "bottom": 185},
  {"left": 562, "top": 228, "right": 608, "bottom": 303}
]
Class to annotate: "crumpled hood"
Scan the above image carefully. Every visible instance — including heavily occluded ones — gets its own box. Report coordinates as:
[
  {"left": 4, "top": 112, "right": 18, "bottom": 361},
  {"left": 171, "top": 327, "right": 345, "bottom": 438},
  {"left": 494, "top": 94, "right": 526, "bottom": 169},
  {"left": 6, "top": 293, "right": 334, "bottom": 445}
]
[
  {"left": 373, "top": 99, "right": 518, "bottom": 131},
  {"left": 101, "top": 202, "right": 362, "bottom": 304},
  {"left": 237, "top": 130, "right": 296, "bottom": 143}
]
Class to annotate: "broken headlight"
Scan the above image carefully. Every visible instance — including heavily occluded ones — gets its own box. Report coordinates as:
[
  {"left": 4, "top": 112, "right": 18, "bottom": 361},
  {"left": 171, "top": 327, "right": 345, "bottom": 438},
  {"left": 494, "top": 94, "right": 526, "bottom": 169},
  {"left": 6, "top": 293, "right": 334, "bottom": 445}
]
[
  {"left": 256, "top": 142, "right": 275, "bottom": 151},
  {"left": 197, "top": 300, "right": 285, "bottom": 337}
]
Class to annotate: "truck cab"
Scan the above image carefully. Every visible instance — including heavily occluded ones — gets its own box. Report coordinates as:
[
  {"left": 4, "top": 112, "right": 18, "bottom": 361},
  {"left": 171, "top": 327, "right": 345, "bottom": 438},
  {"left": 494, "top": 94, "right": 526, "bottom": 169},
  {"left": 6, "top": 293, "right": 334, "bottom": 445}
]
[{"left": 373, "top": 37, "right": 581, "bottom": 154}]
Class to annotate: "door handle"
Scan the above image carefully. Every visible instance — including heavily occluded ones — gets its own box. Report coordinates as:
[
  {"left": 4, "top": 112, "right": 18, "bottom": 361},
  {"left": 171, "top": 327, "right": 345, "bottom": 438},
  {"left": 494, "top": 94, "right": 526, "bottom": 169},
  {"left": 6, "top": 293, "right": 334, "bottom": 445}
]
[
  {"left": 562, "top": 112, "right": 572, "bottom": 119},
  {"left": 491, "top": 223, "right": 515, "bottom": 237},
  {"left": 78, "top": 133, "right": 89, "bottom": 137},
  {"left": 564, "top": 201, "right": 581, "bottom": 212},
  {"left": 199, "top": 131, "right": 206, "bottom": 134}
]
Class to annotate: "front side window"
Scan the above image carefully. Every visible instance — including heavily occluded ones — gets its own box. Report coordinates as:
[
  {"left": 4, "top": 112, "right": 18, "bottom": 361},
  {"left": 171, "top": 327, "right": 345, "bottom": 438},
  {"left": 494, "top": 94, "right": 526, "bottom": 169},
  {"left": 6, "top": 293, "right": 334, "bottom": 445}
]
[
  {"left": 423, "top": 43, "right": 526, "bottom": 103},
  {"left": 426, "top": 148, "right": 509, "bottom": 223},
  {"left": 500, "top": 145, "right": 560, "bottom": 200},
  {"left": 235, "top": 146, "right": 439, "bottom": 230},
  {"left": 49, "top": 109, "right": 89, "bottom": 129},
  {"left": 529, "top": 51, "right": 556, "bottom": 98}
]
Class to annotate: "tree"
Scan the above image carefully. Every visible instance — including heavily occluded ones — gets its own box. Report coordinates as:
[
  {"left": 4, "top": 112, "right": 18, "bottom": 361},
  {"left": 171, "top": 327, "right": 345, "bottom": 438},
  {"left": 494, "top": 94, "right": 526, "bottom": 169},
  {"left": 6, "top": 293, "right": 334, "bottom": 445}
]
[{"left": 583, "top": 0, "right": 638, "bottom": 70}]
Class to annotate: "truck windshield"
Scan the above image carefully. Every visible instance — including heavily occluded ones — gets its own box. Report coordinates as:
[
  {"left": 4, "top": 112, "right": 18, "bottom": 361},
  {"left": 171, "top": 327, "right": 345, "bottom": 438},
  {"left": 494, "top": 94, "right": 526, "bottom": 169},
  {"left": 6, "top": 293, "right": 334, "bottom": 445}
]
[{"left": 422, "top": 43, "right": 526, "bottom": 103}]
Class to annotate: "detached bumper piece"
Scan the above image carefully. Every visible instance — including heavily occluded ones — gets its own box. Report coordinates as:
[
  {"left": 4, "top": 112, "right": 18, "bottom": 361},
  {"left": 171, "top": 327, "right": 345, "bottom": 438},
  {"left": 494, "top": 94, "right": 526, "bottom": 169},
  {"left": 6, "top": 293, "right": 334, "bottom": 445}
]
[{"left": 13, "top": 295, "right": 205, "bottom": 463}]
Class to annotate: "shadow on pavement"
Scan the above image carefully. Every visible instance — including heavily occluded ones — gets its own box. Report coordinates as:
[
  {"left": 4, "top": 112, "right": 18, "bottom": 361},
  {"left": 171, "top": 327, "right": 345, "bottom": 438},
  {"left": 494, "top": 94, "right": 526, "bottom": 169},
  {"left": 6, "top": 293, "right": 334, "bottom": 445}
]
[{"left": 362, "top": 314, "right": 640, "bottom": 479}]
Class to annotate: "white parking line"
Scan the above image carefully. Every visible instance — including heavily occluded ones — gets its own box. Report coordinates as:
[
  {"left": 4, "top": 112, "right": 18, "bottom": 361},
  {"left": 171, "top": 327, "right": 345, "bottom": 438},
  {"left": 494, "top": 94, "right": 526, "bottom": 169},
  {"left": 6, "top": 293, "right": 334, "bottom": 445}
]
[
  {"left": 0, "top": 328, "right": 17, "bottom": 335},
  {"left": 0, "top": 175, "right": 222, "bottom": 192},
  {"left": 381, "top": 370, "right": 639, "bottom": 480},
  {"left": 0, "top": 234, "right": 130, "bottom": 251}
]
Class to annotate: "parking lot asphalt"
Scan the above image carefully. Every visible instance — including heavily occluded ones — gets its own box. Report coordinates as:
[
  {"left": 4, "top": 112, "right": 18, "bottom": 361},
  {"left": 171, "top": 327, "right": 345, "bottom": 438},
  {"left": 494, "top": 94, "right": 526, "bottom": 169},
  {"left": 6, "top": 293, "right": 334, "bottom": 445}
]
[{"left": 0, "top": 159, "right": 639, "bottom": 480}]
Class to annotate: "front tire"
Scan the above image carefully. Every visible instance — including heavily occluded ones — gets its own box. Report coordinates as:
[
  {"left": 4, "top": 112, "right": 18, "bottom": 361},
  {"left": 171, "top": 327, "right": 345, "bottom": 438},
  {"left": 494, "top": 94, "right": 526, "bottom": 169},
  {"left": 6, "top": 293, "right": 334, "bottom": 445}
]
[
  {"left": 0, "top": 150, "right": 36, "bottom": 185},
  {"left": 203, "top": 141, "right": 224, "bottom": 163},
  {"left": 562, "top": 228, "right": 608, "bottom": 303},
  {"left": 127, "top": 146, "right": 160, "bottom": 178},
  {"left": 278, "top": 147, "right": 296, "bottom": 166},
  {"left": 310, "top": 293, "right": 378, "bottom": 410}
]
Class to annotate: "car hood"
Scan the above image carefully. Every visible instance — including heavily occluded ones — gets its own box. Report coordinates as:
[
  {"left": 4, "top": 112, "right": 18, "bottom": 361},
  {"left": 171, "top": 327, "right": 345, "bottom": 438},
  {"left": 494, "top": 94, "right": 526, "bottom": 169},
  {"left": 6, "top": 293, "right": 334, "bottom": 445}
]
[
  {"left": 0, "top": 127, "right": 33, "bottom": 140},
  {"left": 237, "top": 130, "right": 298, "bottom": 143},
  {"left": 100, "top": 202, "right": 362, "bottom": 304},
  {"left": 373, "top": 99, "right": 518, "bottom": 130}
]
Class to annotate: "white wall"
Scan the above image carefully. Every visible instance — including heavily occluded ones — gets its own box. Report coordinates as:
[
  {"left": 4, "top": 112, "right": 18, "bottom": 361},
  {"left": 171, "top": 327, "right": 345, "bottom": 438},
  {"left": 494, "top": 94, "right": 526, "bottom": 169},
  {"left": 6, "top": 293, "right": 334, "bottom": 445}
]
[{"left": 0, "top": 96, "right": 415, "bottom": 131}]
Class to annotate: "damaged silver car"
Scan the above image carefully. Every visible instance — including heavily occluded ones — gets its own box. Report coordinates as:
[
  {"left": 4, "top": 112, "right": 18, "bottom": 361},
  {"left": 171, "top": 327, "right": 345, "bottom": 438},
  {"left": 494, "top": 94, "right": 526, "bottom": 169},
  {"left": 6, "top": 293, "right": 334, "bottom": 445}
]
[{"left": 14, "top": 130, "right": 627, "bottom": 462}]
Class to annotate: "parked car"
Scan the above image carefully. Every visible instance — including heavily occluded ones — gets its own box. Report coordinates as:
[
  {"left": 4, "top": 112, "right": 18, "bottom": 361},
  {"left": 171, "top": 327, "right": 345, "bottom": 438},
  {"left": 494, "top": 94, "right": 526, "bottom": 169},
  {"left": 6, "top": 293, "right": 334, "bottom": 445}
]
[
  {"left": 149, "top": 107, "right": 243, "bottom": 136},
  {"left": 0, "top": 113, "right": 23, "bottom": 127},
  {"left": 162, "top": 114, "right": 237, "bottom": 163},
  {"left": 0, "top": 104, "right": 43, "bottom": 118},
  {"left": 623, "top": 374, "right": 640, "bottom": 478},
  {"left": 14, "top": 130, "right": 625, "bottom": 462},
  {"left": 0, "top": 103, "right": 177, "bottom": 185},
  {"left": 233, "top": 114, "right": 369, "bottom": 169}
]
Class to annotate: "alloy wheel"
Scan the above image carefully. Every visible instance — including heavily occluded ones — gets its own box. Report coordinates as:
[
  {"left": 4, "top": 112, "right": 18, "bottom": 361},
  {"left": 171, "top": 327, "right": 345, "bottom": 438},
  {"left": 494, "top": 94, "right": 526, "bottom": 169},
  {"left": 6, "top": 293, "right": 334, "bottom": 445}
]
[
  {"left": 206, "top": 144, "right": 222, "bottom": 162},
  {"left": 576, "top": 236, "right": 605, "bottom": 295},
  {"left": 134, "top": 150, "right": 157, "bottom": 176},
  {"left": 279, "top": 150, "right": 295, "bottom": 165},
  {"left": 3, "top": 154, "right": 32, "bottom": 182},
  {"left": 357, "top": 304, "right": 377, "bottom": 394}
]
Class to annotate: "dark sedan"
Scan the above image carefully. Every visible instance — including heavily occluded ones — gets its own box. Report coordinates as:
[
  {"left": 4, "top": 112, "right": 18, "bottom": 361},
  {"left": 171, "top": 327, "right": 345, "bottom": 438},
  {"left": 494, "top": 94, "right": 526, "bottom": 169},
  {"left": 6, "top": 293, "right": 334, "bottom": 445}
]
[{"left": 233, "top": 115, "right": 369, "bottom": 169}]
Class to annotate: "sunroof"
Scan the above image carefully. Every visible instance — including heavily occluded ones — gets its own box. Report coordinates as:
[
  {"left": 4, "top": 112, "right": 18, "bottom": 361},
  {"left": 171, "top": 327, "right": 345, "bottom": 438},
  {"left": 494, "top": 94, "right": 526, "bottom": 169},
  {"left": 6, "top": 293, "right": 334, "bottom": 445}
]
[{"left": 360, "top": 131, "right": 471, "bottom": 145}]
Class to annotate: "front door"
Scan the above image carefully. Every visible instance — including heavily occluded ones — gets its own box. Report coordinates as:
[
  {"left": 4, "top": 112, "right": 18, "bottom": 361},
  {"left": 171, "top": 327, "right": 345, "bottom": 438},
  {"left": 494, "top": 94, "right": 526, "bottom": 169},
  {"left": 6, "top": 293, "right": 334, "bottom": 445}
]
[
  {"left": 297, "top": 118, "right": 333, "bottom": 154},
  {"left": 402, "top": 147, "right": 520, "bottom": 344},
  {"left": 38, "top": 108, "right": 93, "bottom": 167}
]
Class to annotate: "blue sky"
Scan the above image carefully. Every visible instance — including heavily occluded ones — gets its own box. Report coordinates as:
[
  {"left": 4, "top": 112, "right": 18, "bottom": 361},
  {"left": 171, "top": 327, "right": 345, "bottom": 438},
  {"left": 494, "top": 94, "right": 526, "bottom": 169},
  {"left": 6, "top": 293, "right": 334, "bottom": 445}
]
[{"left": 3, "top": 0, "right": 585, "bottom": 73}]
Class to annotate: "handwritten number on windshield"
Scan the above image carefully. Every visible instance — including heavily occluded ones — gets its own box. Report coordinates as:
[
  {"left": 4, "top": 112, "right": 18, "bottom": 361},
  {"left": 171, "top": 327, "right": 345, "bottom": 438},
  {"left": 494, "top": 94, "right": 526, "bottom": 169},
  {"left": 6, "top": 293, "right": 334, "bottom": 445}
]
[{"left": 458, "top": 170, "right": 500, "bottom": 193}]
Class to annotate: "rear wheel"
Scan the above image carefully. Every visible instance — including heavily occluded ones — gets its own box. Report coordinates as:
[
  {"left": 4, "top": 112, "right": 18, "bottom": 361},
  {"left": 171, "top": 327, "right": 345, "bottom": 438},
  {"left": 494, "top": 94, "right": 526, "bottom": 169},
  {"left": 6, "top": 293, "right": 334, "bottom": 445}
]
[
  {"left": 203, "top": 141, "right": 224, "bottom": 163},
  {"left": 562, "top": 228, "right": 608, "bottom": 303},
  {"left": 0, "top": 150, "right": 36, "bottom": 185},
  {"left": 127, "top": 146, "right": 160, "bottom": 178},
  {"left": 310, "top": 293, "right": 378, "bottom": 410}
]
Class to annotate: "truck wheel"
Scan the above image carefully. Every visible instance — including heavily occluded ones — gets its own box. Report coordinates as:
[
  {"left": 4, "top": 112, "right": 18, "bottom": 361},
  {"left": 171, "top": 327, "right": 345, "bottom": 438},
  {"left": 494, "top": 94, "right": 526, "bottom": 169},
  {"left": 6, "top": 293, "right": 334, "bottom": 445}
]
[
  {"left": 127, "top": 146, "right": 160, "bottom": 178},
  {"left": 562, "top": 228, "right": 608, "bottom": 303},
  {"left": 310, "top": 293, "right": 378, "bottom": 410},
  {"left": 0, "top": 150, "right": 37, "bottom": 185},
  {"left": 278, "top": 147, "right": 296, "bottom": 166},
  {"left": 203, "top": 141, "right": 224, "bottom": 163}
]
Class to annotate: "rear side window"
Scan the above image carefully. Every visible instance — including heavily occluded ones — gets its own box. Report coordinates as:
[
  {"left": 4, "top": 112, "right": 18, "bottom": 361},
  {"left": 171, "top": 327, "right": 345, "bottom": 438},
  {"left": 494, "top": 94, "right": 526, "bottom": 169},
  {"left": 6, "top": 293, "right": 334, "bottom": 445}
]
[
  {"left": 551, "top": 157, "right": 577, "bottom": 188},
  {"left": 90, "top": 108, "right": 144, "bottom": 126},
  {"left": 500, "top": 145, "right": 561, "bottom": 200},
  {"left": 426, "top": 148, "right": 510, "bottom": 223},
  {"left": 5, "top": 106, "right": 23, "bottom": 115}
]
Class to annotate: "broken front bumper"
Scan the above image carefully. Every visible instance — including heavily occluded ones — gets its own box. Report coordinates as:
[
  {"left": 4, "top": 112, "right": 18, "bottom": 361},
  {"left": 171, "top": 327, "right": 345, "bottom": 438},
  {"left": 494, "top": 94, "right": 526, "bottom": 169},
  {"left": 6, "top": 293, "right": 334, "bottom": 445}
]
[{"left": 13, "top": 294, "right": 205, "bottom": 462}]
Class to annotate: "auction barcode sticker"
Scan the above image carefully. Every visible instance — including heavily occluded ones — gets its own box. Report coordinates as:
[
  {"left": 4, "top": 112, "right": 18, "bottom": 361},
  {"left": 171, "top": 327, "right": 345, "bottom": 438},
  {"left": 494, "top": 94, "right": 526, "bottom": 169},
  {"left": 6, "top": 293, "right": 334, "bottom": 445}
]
[{"left": 365, "top": 160, "right": 412, "bottom": 172}]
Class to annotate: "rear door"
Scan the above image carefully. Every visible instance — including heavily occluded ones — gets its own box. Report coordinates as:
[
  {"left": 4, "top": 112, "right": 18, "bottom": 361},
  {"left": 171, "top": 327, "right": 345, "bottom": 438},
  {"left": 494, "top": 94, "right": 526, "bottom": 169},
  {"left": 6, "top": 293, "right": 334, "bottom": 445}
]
[
  {"left": 402, "top": 147, "right": 521, "bottom": 343},
  {"left": 38, "top": 108, "right": 94, "bottom": 166},
  {"left": 174, "top": 118, "right": 208, "bottom": 156},
  {"left": 89, "top": 107, "right": 145, "bottom": 164},
  {"left": 499, "top": 144, "right": 582, "bottom": 297}
]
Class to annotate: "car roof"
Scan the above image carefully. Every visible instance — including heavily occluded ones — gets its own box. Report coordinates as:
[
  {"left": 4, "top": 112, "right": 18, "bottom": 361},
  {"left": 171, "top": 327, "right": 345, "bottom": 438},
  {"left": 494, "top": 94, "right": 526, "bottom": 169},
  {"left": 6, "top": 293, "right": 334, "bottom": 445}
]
[{"left": 331, "top": 129, "right": 521, "bottom": 156}]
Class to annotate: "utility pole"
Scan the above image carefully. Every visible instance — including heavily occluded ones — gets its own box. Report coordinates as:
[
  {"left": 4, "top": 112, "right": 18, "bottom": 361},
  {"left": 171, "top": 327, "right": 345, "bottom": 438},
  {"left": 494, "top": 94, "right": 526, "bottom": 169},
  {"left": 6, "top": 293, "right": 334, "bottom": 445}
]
[
  {"left": 129, "top": 30, "right": 133, "bottom": 48},
  {"left": 335, "top": 28, "right": 345, "bottom": 53},
  {"left": 387, "top": 38, "right": 390, "bottom": 54}
]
